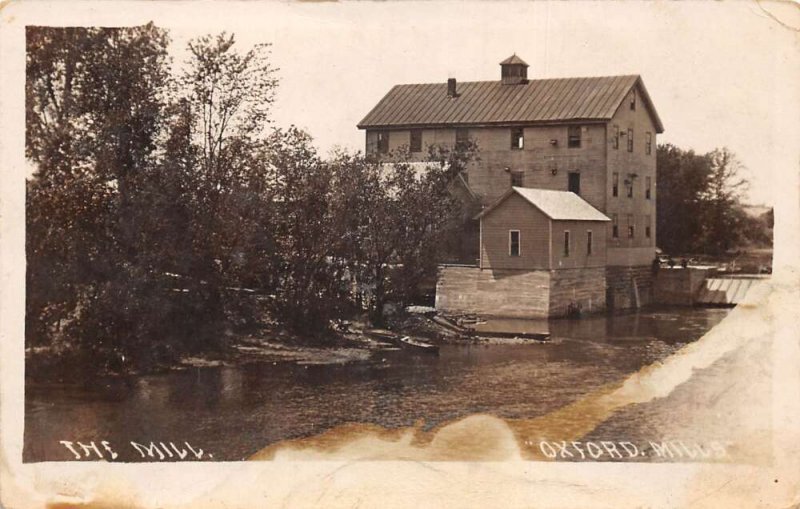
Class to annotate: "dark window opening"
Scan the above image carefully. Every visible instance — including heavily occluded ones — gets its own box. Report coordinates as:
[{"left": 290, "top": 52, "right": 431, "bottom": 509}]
[
  {"left": 587, "top": 231, "right": 593, "bottom": 255},
  {"left": 568, "top": 171, "right": 580, "bottom": 195},
  {"left": 377, "top": 132, "right": 389, "bottom": 154},
  {"left": 630, "top": 91, "right": 636, "bottom": 110},
  {"left": 510, "top": 230, "right": 520, "bottom": 257},
  {"left": 612, "top": 125, "right": 619, "bottom": 149},
  {"left": 563, "top": 231, "right": 570, "bottom": 257},
  {"left": 645, "top": 176, "right": 651, "bottom": 200},
  {"left": 410, "top": 129, "right": 422, "bottom": 153},
  {"left": 612, "top": 214, "right": 619, "bottom": 238},
  {"left": 612, "top": 172, "right": 619, "bottom": 197},
  {"left": 627, "top": 128, "right": 634, "bottom": 152},
  {"left": 627, "top": 179, "right": 634, "bottom": 198},
  {"left": 456, "top": 128, "right": 470, "bottom": 148},
  {"left": 645, "top": 132, "right": 652, "bottom": 155},
  {"left": 645, "top": 215, "right": 651, "bottom": 239},
  {"left": 568, "top": 126, "right": 582, "bottom": 148},
  {"left": 511, "top": 128, "right": 524, "bottom": 150},
  {"left": 511, "top": 171, "right": 524, "bottom": 187},
  {"left": 627, "top": 214, "right": 635, "bottom": 238}
]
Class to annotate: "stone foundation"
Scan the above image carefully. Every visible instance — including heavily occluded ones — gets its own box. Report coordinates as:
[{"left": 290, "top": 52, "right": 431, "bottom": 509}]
[
  {"left": 436, "top": 265, "right": 549, "bottom": 318},
  {"left": 605, "top": 265, "right": 654, "bottom": 311},
  {"left": 436, "top": 265, "right": 606, "bottom": 318},
  {"left": 549, "top": 267, "right": 607, "bottom": 316},
  {"left": 653, "top": 266, "right": 717, "bottom": 305}
]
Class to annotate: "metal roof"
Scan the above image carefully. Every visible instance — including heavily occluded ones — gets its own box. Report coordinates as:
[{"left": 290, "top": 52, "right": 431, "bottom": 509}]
[
  {"left": 358, "top": 75, "right": 664, "bottom": 133},
  {"left": 500, "top": 54, "right": 529, "bottom": 66},
  {"left": 476, "top": 187, "right": 611, "bottom": 222}
]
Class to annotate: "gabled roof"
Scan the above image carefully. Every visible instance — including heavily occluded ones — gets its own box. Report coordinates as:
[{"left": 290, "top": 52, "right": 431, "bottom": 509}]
[
  {"left": 500, "top": 54, "right": 528, "bottom": 66},
  {"left": 358, "top": 75, "right": 664, "bottom": 133},
  {"left": 475, "top": 187, "right": 610, "bottom": 222}
]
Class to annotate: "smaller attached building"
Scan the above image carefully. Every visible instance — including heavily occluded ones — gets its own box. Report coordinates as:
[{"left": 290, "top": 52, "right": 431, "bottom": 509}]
[{"left": 436, "top": 187, "right": 610, "bottom": 318}]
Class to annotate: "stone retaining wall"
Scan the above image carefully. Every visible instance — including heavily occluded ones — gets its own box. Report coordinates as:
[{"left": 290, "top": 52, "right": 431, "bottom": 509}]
[
  {"left": 435, "top": 266, "right": 550, "bottom": 318},
  {"left": 653, "top": 267, "right": 717, "bottom": 305},
  {"left": 436, "top": 265, "right": 608, "bottom": 318},
  {"left": 605, "top": 265, "right": 654, "bottom": 310},
  {"left": 549, "top": 267, "right": 607, "bottom": 316}
]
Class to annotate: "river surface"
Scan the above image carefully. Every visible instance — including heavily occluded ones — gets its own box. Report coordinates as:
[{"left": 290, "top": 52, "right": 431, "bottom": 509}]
[{"left": 24, "top": 307, "right": 729, "bottom": 462}]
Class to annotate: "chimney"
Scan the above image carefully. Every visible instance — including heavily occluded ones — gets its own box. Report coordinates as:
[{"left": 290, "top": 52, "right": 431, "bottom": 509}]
[{"left": 447, "top": 78, "right": 458, "bottom": 97}]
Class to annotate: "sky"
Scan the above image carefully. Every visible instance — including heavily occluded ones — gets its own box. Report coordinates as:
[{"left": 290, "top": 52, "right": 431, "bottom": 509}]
[{"left": 16, "top": 1, "right": 800, "bottom": 206}]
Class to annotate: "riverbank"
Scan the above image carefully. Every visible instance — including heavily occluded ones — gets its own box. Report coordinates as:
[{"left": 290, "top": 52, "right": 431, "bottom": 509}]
[
  {"left": 23, "top": 303, "right": 724, "bottom": 383},
  {"left": 24, "top": 306, "right": 732, "bottom": 462},
  {"left": 23, "top": 311, "right": 468, "bottom": 381}
]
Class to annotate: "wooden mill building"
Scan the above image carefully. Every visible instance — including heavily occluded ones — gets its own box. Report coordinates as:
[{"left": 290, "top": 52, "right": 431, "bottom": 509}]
[{"left": 358, "top": 55, "right": 664, "bottom": 317}]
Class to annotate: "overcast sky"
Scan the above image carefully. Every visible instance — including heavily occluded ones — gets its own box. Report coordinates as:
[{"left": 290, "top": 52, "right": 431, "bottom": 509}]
[{"left": 18, "top": 1, "right": 800, "bottom": 205}]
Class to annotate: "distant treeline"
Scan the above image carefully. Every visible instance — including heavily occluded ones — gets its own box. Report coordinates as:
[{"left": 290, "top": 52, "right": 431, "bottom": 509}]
[
  {"left": 656, "top": 144, "right": 771, "bottom": 256},
  {"left": 26, "top": 25, "right": 473, "bottom": 373}
]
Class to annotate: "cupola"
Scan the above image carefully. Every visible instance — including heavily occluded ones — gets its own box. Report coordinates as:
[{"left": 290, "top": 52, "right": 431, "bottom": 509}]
[{"left": 500, "top": 54, "right": 529, "bottom": 85}]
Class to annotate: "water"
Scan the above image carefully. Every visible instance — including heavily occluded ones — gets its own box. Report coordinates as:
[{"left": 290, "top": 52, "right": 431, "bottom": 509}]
[{"left": 24, "top": 307, "right": 730, "bottom": 462}]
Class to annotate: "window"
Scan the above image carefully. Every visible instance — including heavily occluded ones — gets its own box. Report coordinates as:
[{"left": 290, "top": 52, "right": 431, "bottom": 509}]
[
  {"left": 410, "top": 129, "right": 422, "bottom": 153},
  {"left": 587, "top": 231, "right": 593, "bottom": 255},
  {"left": 627, "top": 214, "right": 635, "bottom": 238},
  {"left": 612, "top": 172, "right": 619, "bottom": 197},
  {"left": 509, "top": 230, "right": 520, "bottom": 257},
  {"left": 645, "top": 215, "right": 651, "bottom": 239},
  {"left": 612, "top": 125, "right": 619, "bottom": 150},
  {"left": 511, "top": 128, "right": 524, "bottom": 150},
  {"left": 510, "top": 171, "right": 524, "bottom": 187},
  {"left": 627, "top": 177, "right": 634, "bottom": 198},
  {"left": 627, "top": 128, "right": 634, "bottom": 152},
  {"left": 377, "top": 131, "right": 389, "bottom": 154},
  {"left": 630, "top": 90, "right": 636, "bottom": 111},
  {"left": 612, "top": 214, "right": 619, "bottom": 238},
  {"left": 568, "top": 126, "right": 582, "bottom": 148},
  {"left": 645, "top": 176, "right": 651, "bottom": 200},
  {"left": 568, "top": 171, "right": 580, "bottom": 194},
  {"left": 563, "top": 231, "right": 571, "bottom": 257},
  {"left": 456, "top": 128, "right": 470, "bottom": 148},
  {"left": 645, "top": 132, "right": 652, "bottom": 155}
]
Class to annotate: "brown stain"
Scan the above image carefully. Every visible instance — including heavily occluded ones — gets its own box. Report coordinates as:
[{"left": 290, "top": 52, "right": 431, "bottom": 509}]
[
  {"left": 247, "top": 381, "right": 625, "bottom": 462},
  {"left": 249, "top": 286, "right": 772, "bottom": 462},
  {"left": 0, "top": 0, "right": 15, "bottom": 19},
  {"left": 31, "top": 282, "right": 783, "bottom": 509},
  {"left": 250, "top": 413, "right": 523, "bottom": 461},
  {"left": 45, "top": 481, "right": 141, "bottom": 509}
]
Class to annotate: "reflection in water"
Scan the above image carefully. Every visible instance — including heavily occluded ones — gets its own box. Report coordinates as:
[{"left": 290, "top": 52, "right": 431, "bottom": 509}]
[{"left": 24, "top": 307, "right": 729, "bottom": 462}]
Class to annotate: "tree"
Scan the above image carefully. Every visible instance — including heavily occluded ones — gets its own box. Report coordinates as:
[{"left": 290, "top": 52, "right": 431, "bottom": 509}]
[
  {"left": 158, "top": 33, "right": 280, "bottom": 336},
  {"left": 656, "top": 143, "right": 754, "bottom": 256},
  {"left": 699, "top": 147, "right": 750, "bottom": 253},
  {"left": 26, "top": 25, "right": 172, "bottom": 369},
  {"left": 388, "top": 143, "right": 477, "bottom": 309},
  {"left": 328, "top": 143, "right": 476, "bottom": 326},
  {"left": 262, "top": 127, "right": 349, "bottom": 335},
  {"left": 655, "top": 143, "right": 708, "bottom": 254}
]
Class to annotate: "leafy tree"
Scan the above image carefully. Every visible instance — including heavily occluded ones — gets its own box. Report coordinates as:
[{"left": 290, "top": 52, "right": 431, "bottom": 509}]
[
  {"left": 26, "top": 25, "right": 172, "bottom": 369},
  {"left": 328, "top": 143, "right": 476, "bottom": 326},
  {"left": 656, "top": 144, "right": 757, "bottom": 256},
  {"left": 26, "top": 25, "right": 476, "bottom": 367},
  {"left": 655, "top": 143, "right": 708, "bottom": 254},
  {"left": 699, "top": 147, "right": 750, "bottom": 253},
  {"left": 388, "top": 143, "right": 477, "bottom": 309},
  {"left": 262, "top": 127, "right": 351, "bottom": 335},
  {"left": 158, "top": 33, "right": 280, "bottom": 335}
]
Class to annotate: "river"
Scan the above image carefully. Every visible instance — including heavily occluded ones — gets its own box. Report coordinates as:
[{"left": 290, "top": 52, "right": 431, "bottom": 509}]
[{"left": 24, "top": 306, "right": 729, "bottom": 462}]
